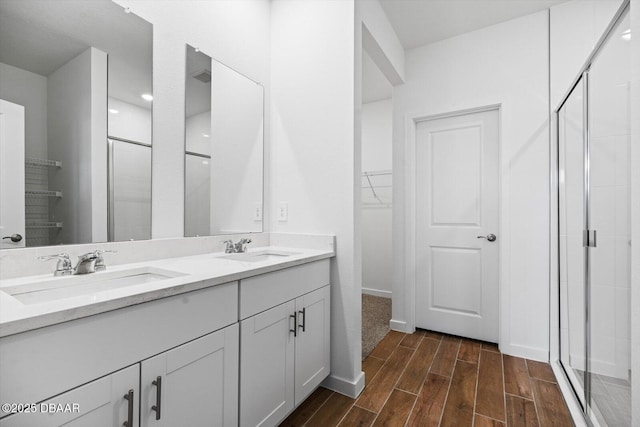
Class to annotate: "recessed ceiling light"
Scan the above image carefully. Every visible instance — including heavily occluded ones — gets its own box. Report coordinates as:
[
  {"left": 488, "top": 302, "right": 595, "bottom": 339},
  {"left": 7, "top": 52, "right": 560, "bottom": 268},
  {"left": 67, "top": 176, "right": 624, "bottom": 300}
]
[
  {"left": 202, "top": 160, "right": 209, "bottom": 165},
  {"left": 202, "top": 133, "right": 209, "bottom": 138},
  {"left": 141, "top": 93, "right": 153, "bottom": 101},
  {"left": 621, "top": 29, "right": 631, "bottom": 41},
  {"left": 108, "top": 108, "right": 119, "bottom": 114}
]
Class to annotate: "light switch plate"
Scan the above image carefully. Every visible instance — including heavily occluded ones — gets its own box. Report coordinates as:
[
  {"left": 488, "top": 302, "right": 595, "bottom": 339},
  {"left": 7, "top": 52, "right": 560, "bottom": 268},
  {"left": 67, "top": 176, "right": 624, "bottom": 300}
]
[
  {"left": 253, "top": 203, "right": 262, "bottom": 221},
  {"left": 278, "top": 202, "right": 288, "bottom": 222}
]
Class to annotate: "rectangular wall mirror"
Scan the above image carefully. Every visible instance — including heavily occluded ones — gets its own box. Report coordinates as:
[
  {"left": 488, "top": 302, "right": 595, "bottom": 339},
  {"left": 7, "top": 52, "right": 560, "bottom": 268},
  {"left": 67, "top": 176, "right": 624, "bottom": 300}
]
[
  {"left": 0, "top": 0, "right": 152, "bottom": 248},
  {"left": 184, "top": 45, "right": 264, "bottom": 236}
]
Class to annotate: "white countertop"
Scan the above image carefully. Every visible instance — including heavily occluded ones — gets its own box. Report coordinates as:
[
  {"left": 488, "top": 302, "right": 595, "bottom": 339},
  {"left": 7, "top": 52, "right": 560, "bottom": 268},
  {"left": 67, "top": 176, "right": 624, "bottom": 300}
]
[{"left": 0, "top": 246, "right": 334, "bottom": 338}]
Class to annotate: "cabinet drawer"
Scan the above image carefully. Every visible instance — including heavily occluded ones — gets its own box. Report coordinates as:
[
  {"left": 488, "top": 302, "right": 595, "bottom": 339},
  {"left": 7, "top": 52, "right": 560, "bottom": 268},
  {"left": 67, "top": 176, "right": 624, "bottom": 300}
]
[
  {"left": 0, "top": 281, "right": 237, "bottom": 407},
  {"left": 240, "top": 260, "right": 330, "bottom": 319}
]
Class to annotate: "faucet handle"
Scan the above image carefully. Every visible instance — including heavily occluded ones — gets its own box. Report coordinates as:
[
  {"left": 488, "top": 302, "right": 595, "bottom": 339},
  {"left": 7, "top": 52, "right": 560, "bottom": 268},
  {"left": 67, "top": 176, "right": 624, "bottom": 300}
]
[
  {"left": 38, "top": 253, "right": 73, "bottom": 276},
  {"left": 223, "top": 240, "right": 235, "bottom": 253},
  {"left": 236, "top": 238, "right": 252, "bottom": 253},
  {"left": 93, "top": 249, "right": 116, "bottom": 271},
  {"left": 93, "top": 249, "right": 116, "bottom": 255}
]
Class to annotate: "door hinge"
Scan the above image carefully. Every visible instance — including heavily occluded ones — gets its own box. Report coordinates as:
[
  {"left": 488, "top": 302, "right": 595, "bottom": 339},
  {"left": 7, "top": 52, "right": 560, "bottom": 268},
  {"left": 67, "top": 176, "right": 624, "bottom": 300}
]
[{"left": 583, "top": 229, "right": 597, "bottom": 248}]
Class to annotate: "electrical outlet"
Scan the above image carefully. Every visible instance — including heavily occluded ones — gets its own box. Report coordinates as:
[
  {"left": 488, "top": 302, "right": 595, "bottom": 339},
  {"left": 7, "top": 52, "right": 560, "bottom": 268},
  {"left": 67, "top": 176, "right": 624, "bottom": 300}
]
[
  {"left": 278, "top": 202, "right": 288, "bottom": 222},
  {"left": 253, "top": 203, "right": 262, "bottom": 221}
]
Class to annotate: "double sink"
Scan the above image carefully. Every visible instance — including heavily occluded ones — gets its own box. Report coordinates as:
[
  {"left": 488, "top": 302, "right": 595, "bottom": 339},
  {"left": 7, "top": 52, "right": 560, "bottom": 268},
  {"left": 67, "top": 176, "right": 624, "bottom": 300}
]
[{"left": 1, "top": 250, "right": 299, "bottom": 306}]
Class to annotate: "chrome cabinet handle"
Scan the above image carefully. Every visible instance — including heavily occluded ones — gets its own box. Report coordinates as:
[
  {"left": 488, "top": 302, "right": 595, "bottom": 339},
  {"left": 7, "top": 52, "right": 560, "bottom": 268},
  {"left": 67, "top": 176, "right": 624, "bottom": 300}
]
[
  {"left": 298, "top": 308, "right": 306, "bottom": 333},
  {"left": 477, "top": 234, "right": 497, "bottom": 242},
  {"left": 2, "top": 234, "right": 22, "bottom": 242},
  {"left": 123, "top": 389, "right": 134, "bottom": 427},
  {"left": 152, "top": 376, "right": 162, "bottom": 420},
  {"left": 290, "top": 313, "right": 297, "bottom": 337}
]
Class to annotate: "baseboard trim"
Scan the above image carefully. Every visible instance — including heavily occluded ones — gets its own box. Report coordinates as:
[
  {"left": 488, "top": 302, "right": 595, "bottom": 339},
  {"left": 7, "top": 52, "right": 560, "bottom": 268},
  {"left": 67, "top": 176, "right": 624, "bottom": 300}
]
[
  {"left": 362, "top": 287, "right": 392, "bottom": 298},
  {"left": 500, "top": 343, "right": 548, "bottom": 362},
  {"left": 389, "top": 319, "right": 414, "bottom": 334},
  {"left": 321, "top": 371, "right": 365, "bottom": 398}
]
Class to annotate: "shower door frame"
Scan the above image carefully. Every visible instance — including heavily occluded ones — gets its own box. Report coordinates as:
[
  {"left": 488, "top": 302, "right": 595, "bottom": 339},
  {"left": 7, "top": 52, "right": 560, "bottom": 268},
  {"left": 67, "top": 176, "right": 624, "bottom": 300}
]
[{"left": 551, "top": 1, "right": 630, "bottom": 425}]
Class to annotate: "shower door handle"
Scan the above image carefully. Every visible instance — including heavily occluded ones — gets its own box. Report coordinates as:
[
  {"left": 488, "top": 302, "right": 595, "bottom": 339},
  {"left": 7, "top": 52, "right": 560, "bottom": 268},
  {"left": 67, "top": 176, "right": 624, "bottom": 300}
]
[{"left": 477, "top": 234, "right": 497, "bottom": 242}]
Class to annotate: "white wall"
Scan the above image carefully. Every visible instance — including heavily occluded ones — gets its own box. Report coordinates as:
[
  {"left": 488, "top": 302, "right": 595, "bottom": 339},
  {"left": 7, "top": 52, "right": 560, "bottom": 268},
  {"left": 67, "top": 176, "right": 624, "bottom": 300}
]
[
  {"left": 185, "top": 111, "right": 211, "bottom": 155},
  {"left": 184, "top": 154, "right": 210, "bottom": 237},
  {"left": 270, "top": 0, "right": 361, "bottom": 397},
  {"left": 358, "top": 0, "right": 405, "bottom": 85},
  {"left": 362, "top": 99, "right": 392, "bottom": 296},
  {"left": 629, "top": 0, "right": 639, "bottom": 423},
  {"left": 392, "top": 12, "right": 550, "bottom": 361},
  {"left": 184, "top": 111, "right": 211, "bottom": 237},
  {"left": 210, "top": 60, "right": 263, "bottom": 234},
  {"left": 48, "top": 48, "right": 108, "bottom": 245},
  {"left": 0, "top": 62, "right": 48, "bottom": 158},
  {"left": 550, "top": 0, "right": 624, "bottom": 108},
  {"left": 113, "top": 0, "right": 271, "bottom": 239},
  {"left": 362, "top": 99, "right": 393, "bottom": 171},
  {"left": 108, "top": 97, "right": 152, "bottom": 145},
  {"left": 111, "top": 140, "right": 151, "bottom": 241}
]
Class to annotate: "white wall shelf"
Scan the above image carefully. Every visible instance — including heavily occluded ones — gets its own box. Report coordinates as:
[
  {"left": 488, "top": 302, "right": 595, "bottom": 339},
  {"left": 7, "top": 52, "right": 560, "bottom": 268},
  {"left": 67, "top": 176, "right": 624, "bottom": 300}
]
[
  {"left": 25, "top": 158, "right": 62, "bottom": 168},
  {"left": 25, "top": 190, "right": 62, "bottom": 198},
  {"left": 25, "top": 221, "right": 63, "bottom": 229},
  {"left": 362, "top": 169, "right": 392, "bottom": 207}
]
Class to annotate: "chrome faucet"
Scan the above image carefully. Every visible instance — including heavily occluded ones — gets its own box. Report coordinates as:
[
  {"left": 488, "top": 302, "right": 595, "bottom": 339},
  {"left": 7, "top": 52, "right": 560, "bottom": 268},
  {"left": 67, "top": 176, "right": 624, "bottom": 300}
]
[
  {"left": 223, "top": 238, "right": 252, "bottom": 253},
  {"left": 74, "top": 252, "right": 100, "bottom": 275},
  {"left": 73, "top": 250, "right": 117, "bottom": 274},
  {"left": 40, "top": 250, "right": 116, "bottom": 276},
  {"left": 235, "top": 238, "right": 252, "bottom": 253},
  {"left": 38, "top": 253, "right": 73, "bottom": 276}
]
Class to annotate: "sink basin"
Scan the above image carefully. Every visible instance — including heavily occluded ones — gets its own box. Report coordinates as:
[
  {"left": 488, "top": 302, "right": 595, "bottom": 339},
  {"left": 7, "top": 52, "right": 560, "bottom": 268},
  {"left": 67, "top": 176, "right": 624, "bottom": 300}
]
[
  {"left": 220, "top": 250, "right": 300, "bottom": 263},
  {"left": 2, "top": 267, "right": 186, "bottom": 305}
]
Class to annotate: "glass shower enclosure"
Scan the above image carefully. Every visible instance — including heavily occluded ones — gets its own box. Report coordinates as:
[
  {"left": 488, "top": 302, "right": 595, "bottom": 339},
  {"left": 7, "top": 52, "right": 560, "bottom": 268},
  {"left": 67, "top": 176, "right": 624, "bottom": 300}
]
[{"left": 556, "top": 2, "right": 631, "bottom": 425}]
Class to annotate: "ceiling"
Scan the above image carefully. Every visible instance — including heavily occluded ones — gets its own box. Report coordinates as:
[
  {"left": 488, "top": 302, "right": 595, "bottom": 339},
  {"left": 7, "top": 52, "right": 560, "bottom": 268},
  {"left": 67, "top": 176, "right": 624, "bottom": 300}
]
[
  {"left": 378, "top": 0, "right": 570, "bottom": 50},
  {"left": 0, "top": 0, "right": 152, "bottom": 109},
  {"left": 363, "top": 0, "right": 571, "bottom": 102}
]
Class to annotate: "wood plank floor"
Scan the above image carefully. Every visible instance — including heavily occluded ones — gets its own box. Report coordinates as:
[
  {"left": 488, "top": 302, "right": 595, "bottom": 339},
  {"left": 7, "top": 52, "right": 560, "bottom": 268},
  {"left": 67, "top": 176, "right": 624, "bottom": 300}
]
[{"left": 280, "top": 329, "right": 573, "bottom": 427}]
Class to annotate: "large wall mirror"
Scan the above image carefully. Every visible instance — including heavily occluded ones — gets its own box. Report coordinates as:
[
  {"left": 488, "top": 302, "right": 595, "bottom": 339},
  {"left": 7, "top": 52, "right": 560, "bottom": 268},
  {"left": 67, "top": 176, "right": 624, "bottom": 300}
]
[
  {"left": 0, "top": 0, "right": 152, "bottom": 248},
  {"left": 184, "top": 45, "right": 264, "bottom": 236}
]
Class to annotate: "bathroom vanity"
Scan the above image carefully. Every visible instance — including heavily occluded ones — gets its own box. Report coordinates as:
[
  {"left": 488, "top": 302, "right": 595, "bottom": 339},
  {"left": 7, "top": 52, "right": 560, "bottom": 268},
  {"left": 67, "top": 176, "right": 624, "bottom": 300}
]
[{"left": 0, "top": 244, "right": 333, "bottom": 427}]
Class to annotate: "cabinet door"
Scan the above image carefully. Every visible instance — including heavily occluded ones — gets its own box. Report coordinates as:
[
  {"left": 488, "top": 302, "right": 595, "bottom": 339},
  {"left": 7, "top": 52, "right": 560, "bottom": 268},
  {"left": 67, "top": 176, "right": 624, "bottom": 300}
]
[
  {"left": 0, "top": 364, "right": 139, "bottom": 427},
  {"left": 294, "top": 285, "right": 331, "bottom": 405},
  {"left": 240, "top": 301, "right": 295, "bottom": 427},
  {"left": 140, "top": 324, "right": 239, "bottom": 427}
]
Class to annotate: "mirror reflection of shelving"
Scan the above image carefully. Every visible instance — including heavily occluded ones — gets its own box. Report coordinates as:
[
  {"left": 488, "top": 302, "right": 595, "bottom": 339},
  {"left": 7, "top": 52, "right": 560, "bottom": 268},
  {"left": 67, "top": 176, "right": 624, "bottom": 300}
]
[{"left": 24, "top": 157, "right": 63, "bottom": 247}]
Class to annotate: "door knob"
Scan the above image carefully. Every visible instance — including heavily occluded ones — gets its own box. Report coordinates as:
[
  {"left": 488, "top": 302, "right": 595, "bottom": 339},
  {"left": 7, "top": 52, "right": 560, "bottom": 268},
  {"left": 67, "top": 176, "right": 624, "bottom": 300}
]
[
  {"left": 477, "top": 234, "right": 497, "bottom": 242},
  {"left": 2, "top": 233, "right": 22, "bottom": 243}
]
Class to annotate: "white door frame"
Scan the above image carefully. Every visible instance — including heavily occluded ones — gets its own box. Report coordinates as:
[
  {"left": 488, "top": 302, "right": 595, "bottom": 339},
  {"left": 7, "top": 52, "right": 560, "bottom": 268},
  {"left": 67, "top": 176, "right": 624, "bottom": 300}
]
[{"left": 401, "top": 104, "right": 503, "bottom": 345}]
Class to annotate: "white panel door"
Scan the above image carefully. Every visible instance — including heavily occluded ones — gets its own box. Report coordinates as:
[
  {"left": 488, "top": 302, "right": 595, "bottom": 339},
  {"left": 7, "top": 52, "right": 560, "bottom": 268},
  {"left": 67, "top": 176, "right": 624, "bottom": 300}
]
[
  {"left": 415, "top": 109, "right": 499, "bottom": 342},
  {"left": 0, "top": 100, "right": 25, "bottom": 248},
  {"left": 141, "top": 325, "right": 239, "bottom": 427},
  {"left": 294, "top": 286, "right": 330, "bottom": 405},
  {"left": 240, "top": 301, "right": 295, "bottom": 427},
  {"left": 0, "top": 364, "right": 139, "bottom": 427}
]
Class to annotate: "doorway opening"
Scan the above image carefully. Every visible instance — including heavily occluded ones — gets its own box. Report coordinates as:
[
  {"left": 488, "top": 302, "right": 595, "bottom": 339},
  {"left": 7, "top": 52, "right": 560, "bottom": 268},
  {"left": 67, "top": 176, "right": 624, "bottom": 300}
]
[{"left": 361, "top": 49, "right": 394, "bottom": 359}]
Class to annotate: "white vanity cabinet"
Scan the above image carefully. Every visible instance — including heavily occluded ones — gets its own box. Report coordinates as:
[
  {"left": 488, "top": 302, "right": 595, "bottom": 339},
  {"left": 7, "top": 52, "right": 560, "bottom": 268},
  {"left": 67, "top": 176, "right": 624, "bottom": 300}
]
[
  {"left": 0, "top": 281, "right": 238, "bottom": 427},
  {"left": 140, "top": 324, "right": 238, "bottom": 427},
  {"left": 0, "top": 364, "right": 140, "bottom": 427},
  {"left": 0, "top": 253, "right": 334, "bottom": 427},
  {"left": 239, "top": 260, "right": 330, "bottom": 427}
]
